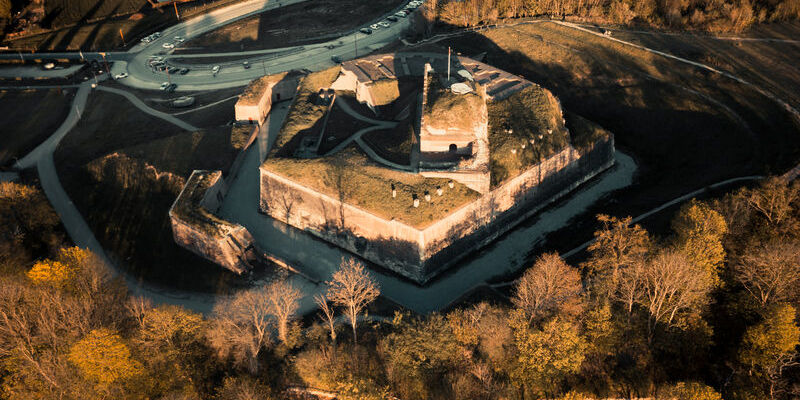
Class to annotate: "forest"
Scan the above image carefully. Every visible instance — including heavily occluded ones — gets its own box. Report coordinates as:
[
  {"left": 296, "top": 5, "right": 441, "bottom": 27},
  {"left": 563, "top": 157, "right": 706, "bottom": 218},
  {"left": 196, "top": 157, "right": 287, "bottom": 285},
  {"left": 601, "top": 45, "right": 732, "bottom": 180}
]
[
  {"left": 423, "top": 0, "right": 800, "bottom": 32},
  {"left": 0, "top": 176, "right": 799, "bottom": 399}
]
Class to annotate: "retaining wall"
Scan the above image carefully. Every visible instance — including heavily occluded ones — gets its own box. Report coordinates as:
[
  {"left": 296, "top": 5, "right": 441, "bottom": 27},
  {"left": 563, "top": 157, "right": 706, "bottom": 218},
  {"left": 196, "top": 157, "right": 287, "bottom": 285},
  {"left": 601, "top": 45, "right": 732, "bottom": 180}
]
[{"left": 260, "top": 136, "right": 615, "bottom": 283}]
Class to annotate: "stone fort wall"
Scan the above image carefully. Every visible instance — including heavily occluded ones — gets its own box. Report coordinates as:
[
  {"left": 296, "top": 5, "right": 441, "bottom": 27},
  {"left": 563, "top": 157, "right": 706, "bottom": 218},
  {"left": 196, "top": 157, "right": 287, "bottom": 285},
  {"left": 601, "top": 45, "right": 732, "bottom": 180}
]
[{"left": 260, "top": 136, "right": 615, "bottom": 283}]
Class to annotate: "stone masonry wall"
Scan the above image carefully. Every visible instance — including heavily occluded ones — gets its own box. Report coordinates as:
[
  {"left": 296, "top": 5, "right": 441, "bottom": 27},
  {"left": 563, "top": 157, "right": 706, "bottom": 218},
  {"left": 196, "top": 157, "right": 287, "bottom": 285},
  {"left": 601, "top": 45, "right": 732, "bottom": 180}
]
[
  {"left": 170, "top": 171, "right": 255, "bottom": 274},
  {"left": 259, "top": 136, "right": 615, "bottom": 282}
]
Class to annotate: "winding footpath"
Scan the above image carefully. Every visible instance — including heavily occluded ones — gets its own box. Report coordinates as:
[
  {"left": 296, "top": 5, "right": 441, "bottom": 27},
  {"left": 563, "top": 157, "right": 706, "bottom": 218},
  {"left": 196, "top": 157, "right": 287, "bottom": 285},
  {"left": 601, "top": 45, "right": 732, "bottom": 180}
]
[{"left": 13, "top": 84, "right": 221, "bottom": 312}]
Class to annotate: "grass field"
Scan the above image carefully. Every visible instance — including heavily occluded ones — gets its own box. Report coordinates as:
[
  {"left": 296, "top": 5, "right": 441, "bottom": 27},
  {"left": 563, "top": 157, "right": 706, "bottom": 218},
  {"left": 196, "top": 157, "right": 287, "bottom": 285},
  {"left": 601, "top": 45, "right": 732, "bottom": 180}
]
[
  {"left": 487, "top": 85, "right": 570, "bottom": 187},
  {"left": 605, "top": 23, "right": 800, "bottom": 112},
  {"left": 263, "top": 146, "right": 479, "bottom": 228},
  {"left": 180, "top": 0, "right": 403, "bottom": 53},
  {"left": 55, "top": 91, "right": 243, "bottom": 293},
  {"left": 0, "top": 88, "right": 74, "bottom": 168}
]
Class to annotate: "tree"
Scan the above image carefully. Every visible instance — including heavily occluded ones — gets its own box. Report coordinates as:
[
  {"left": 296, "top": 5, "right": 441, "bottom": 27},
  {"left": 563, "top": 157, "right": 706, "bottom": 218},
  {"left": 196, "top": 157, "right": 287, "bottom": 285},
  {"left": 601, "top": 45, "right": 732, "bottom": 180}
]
[
  {"left": 738, "top": 304, "right": 800, "bottom": 399},
  {"left": 264, "top": 278, "right": 303, "bottom": 346},
  {"left": 314, "top": 293, "right": 337, "bottom": 343},
  {"left": 380, "top": 313, "right": 469, "bottom": 399},
  {"left": 139, "top": 304, "right": 203, "bottom": 350},
  {"left": 637, "top": 249, "right": 713, "bottom": 341},
  {"left": 744, "top": 177, "right": 799, "bottom": 228},
  {"left": 512, "top": 253, "right": 582, "bottom": 323},
  {"left": 586, "top": 215, "right": 650, "bottom": 296},
  {"left": 735, "top": 240, "right": 800, "bottom": 308},
  {"left": 68, "top": 328, "right": 142, "bottom": 389},
  {"left": 326, "top": 258, "right": 379, "bottom": 345},
  {"left": 26, "top": 259, "right": 75, "bottom": 288},
  {"left": 0, "top": 0, "right": 11, "bottom": 21},
  {"left": 207, "top": 287, "right": 273, "bottom": 374},
  {"left": 216, "top": 376, "right": 274, "bottom": 400},
  {"left": 508, "top": 310, "right": 587, "bottom": 398},
  {"left": 659, "top": 381, "right": 722, "bottom": 400},
  {"left": 672, "top": 199, "right": 728, "bottom": 285}
]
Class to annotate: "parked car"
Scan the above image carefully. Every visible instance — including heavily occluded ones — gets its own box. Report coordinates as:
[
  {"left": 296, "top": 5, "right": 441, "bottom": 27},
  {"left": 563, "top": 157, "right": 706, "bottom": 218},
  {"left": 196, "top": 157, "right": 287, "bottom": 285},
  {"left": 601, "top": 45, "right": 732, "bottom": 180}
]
[
  {"left": 395, "top": 11, "right": 408, "bottom": 17},
  {"left": 359, "top": 27, "right": 373, "bottom": 34},
  {"left": 211, "top": 65, "right": 220, "bottom": 75},
  {"left": 166, "top": 66, "right": 178, "bottom": 74},
  {"left": 165, "top": 83, "right": 177, "bottom": 93},
  {"left": 243, "top": 61, "right": 250, "bottom": 69},
  {"left": 162, "top": 42, "right": 175, "bottom": 49},
  {"left": 387, "top": 16, "right": 398, "bottom": 22},
  {"left": 179, "top": 68, "right": 190, "bottom": 75},
  {"left": 331, "top": 55, "right": 342, "bottom": 63},
  {"left": 114, "top": 72, "right": 128, "bottom": 79},
  {"left": 160, "top": 82, "right": 170, "bottom": 90},
  {"left": 378, "top": 21, "right": 390, "bottom": 28},
  {"left": 370, "top": 23, "right": 380, "bottom": 30}
]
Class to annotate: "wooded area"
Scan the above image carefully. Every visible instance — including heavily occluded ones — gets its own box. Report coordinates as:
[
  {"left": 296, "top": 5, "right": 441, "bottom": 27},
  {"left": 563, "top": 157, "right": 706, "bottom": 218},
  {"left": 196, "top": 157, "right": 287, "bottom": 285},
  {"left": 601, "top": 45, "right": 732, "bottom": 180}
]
[
  {"left": 426, "top": 0, "right": 800, "bottom": 32},
  {"left": 0, "top": 176, "right": 799, "bottom": 399}
]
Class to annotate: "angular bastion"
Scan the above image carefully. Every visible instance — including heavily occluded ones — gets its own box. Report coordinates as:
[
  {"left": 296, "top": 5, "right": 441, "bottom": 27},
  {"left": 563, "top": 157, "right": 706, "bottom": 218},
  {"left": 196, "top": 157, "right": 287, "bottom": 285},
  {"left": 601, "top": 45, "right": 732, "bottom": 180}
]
[
  {"left": 256, "top": 51, "right": 616, "bottom": 283},
  {"left": 169, "top": 50, "right": 615, "bottom": 282}
]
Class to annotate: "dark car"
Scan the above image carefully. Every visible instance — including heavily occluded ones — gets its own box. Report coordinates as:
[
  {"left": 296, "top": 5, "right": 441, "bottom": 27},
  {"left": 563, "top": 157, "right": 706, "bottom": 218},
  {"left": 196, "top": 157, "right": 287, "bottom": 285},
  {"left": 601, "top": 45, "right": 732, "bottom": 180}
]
[
  {"left": 359, "top": 28, "right": 373, "bottom": 35},
  {"left": 387, "top": 16, "right": 398, "bottom": 22},
  {"left": 179, "top": 68, "right": 190, "bottom": 75},
  {"left": 165, "top": 83, "right": 177, "bottom": 93},
  {"left": 331, "top": 55, "right": 342, "bottom": 63}
]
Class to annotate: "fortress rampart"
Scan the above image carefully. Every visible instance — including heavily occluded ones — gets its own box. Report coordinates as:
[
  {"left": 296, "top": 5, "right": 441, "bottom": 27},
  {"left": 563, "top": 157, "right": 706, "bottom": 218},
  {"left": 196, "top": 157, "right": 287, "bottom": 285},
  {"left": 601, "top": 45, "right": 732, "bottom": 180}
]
[{"left": 260, "top": 135, "right": 614, "bottom": 283}]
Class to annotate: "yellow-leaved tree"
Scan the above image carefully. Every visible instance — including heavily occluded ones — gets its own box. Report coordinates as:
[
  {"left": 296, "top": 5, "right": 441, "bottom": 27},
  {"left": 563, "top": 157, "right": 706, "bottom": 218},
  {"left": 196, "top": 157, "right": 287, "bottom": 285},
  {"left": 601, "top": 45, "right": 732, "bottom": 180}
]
[
  {"left": 672, "top": 200, "right": 728, "bottom": 286},
  {"left": 25, "top": 247, "right": 96, "bottom": 288},
  {"left": 68, "top": 328, "right": 142, "bottom": 388},
  {"left": 26, "top": 259, "right": 75, "bottom": 287}
]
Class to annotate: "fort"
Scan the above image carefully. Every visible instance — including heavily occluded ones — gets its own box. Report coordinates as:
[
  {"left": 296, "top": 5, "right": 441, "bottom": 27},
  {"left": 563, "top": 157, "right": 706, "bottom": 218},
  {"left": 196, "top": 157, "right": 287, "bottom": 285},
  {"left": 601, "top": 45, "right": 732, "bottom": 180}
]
[{"left": 170, "top": 50, "right": 615, "bottom": 283}]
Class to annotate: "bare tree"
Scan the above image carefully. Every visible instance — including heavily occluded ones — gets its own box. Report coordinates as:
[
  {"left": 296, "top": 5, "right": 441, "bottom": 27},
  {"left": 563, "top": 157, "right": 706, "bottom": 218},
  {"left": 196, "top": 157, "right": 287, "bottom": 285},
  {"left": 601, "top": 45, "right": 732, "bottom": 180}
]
[
  {"left": 208, "top": 288, "right": 273, "bottom": 374},
  {"left": 586, "top": 215, "right": 650, "bottom": 296},
  {"left": 744, "top": 178, "right": 800, "bottom": 227},
  {"left": 264, "top": 279, "right": 303, "bottom": 346},
  {"left": 735, "top": 240, "right": 800, "bottom": 308},
  {"left": 326, "top": 258, "right": 380, "bottom": 345},
  {"left": 613, "top": 259, "right": 645, "bottom": 314},
  {"left": 512, "top": 252, "right": 582, "bottom": 323},
  {"left": 126, "top": 295, "right": 153, "bottom": 329},
  {"left": 314, "top": 293, "right": 337, "bottom": 343},
  {"left": 637, "top": 249, "right": 713, "bottom": 342}
]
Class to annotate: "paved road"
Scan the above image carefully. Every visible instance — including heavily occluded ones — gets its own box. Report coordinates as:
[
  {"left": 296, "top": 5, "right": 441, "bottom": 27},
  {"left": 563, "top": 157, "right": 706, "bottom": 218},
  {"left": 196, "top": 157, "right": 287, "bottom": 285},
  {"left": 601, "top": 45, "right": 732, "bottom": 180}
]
[{"left": 1, "top": 0, "right": 417, "bottom": 91}]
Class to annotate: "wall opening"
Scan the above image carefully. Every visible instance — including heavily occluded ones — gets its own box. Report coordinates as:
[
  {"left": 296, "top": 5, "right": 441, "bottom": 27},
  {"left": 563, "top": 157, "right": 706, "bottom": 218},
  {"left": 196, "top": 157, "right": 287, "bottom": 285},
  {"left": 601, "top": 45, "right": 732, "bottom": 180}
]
[{"left": 448, "top": 144, "right": 457, "bottom": 153}]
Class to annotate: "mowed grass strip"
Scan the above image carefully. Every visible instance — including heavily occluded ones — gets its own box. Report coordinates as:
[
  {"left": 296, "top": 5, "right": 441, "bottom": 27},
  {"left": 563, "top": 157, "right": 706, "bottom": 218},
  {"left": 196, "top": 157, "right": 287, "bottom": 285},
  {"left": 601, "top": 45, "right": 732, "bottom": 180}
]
[{"left": 0, "top": 88, "right": 74, "bottom": 167}]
